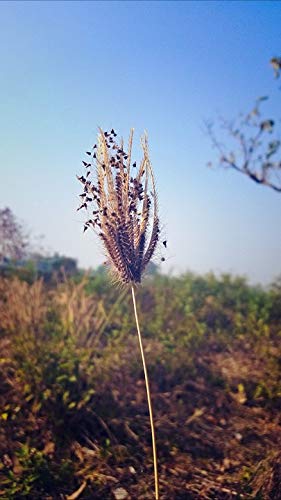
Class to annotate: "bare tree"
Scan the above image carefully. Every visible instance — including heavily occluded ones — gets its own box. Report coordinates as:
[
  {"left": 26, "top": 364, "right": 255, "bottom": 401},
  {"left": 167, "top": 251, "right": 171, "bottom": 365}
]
[
  {"left": 0, "top": 207, "right": 28, "bottom": 263},
  {"left": 207, "top": 58, "right": 281, "bottom": 193}
]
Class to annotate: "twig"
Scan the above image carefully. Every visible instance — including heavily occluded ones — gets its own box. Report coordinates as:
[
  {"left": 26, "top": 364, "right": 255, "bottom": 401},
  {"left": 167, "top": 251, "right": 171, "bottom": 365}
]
[{"left": 66, "top": 481, "right": 87, "bottom": 500}]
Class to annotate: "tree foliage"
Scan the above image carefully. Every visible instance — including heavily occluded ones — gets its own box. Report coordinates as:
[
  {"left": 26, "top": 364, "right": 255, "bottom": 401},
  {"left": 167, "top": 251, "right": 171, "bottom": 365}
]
[{"left": 0, "top": 207, "right": 28, "bottom": 263}]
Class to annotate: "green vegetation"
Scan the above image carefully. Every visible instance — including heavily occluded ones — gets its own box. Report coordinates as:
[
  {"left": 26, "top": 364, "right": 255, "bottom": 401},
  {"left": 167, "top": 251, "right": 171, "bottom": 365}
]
[{"left": 0, "top": 269, "right": 281, "bottom": 498}]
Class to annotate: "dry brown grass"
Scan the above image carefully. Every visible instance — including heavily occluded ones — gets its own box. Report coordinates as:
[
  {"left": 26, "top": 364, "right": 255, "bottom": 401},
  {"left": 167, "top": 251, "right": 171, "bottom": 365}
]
[{"left": 0, "top": 277, "right": 47, "bottom": 337}]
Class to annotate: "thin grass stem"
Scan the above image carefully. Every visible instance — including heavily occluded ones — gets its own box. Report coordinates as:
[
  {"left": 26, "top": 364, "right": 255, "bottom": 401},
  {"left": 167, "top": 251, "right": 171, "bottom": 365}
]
[{"left": 131, "top": 285, "right": 159, "bottom": 500}]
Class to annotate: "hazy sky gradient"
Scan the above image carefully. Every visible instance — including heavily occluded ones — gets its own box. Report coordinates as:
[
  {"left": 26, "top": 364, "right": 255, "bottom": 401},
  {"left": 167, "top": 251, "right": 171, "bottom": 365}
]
[{"left": 0, "top": 1, "right": 280, "bottom": 284}]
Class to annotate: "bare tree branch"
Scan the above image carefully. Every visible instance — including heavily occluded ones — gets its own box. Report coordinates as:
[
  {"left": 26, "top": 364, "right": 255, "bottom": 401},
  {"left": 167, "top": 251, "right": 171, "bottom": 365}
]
[{"left": 207, "top": 59, "right": 281, "bottom": 193}]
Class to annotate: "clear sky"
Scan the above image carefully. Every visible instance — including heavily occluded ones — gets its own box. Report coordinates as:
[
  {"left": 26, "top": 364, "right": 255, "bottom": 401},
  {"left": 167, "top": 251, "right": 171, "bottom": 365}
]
[{"left": 0, "top": 1, "right": 280, "bottom": 284}]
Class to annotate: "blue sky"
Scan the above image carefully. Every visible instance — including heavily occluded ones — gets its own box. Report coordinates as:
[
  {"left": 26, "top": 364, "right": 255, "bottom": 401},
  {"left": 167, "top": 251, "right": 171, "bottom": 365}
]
[{"left": 0, "top": 1, "right": 280, "bottom": 284}]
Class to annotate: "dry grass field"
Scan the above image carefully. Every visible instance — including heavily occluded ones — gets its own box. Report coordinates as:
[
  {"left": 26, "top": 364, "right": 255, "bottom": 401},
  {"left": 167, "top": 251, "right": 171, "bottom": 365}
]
[{"left": 0, "top": 270, "right": 280, "bottom": 498}]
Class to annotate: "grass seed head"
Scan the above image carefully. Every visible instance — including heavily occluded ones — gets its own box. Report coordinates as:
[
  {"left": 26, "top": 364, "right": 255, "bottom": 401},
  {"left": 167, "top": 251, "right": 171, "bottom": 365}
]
[{"left": 77, "top": 128, "right": 160, "bottom": 284}]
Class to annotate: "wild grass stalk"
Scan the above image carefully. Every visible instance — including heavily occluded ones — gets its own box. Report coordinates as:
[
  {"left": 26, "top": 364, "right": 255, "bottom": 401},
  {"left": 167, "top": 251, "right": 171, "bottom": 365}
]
[{"left": 77, "top": 128, "right": 160, "bottom": 498}]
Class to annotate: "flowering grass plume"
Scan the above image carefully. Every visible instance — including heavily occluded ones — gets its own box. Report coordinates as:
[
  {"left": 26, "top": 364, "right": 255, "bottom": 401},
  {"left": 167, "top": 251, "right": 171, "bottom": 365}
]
[
  {"left": 77, "top": 128, "right": 160, "bottom": 284},
  {"left": 77, "top": 128, "right": 161, "bottom": 499}
]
